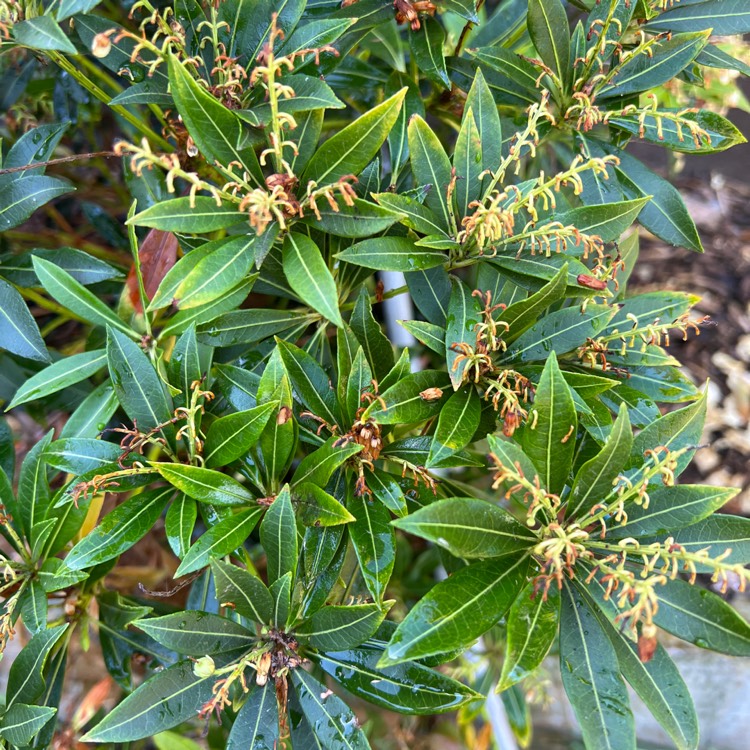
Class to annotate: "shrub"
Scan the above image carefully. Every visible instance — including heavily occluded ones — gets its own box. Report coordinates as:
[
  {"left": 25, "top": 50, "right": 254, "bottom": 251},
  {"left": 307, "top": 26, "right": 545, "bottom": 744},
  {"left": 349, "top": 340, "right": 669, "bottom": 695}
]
[{"left": 0, "top": 0, "right": 749, "bottom": 748}]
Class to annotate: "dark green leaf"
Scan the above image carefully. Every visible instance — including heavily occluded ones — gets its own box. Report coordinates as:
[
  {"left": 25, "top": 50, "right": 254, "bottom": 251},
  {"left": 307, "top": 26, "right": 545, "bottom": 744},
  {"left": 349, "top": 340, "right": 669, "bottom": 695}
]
[
  {"left": 13, "top": 16, "right": 76, "bottom": 53},
  {"left": 151, "top": 463, "right": 255, "bottom": 506},
  {"left": 227, "top": 684, "right": 279, "bottom": 750},
  {"left": 337, "top": 235, "right": 445, "bottom": 272},
  {"left": 196, "top": 309, "right": 313, "bottom": 347},
  {"left": 211, "top": 558, "right": 274, "bottom": 625},
  {"left": 647, "top": 0, "right": 750, "bottom": 35},
  {"left": 364, "top": 370, "right": 450, "bottom": 425},
  {"left": 527, "top": 0, "right": 571, "bottom": 89},
  {"left": 203, "top": 402, "right": 277, "bottom": 467},
  {"left": 0, "top": 277, "right": 50, "bottom": 363},
  {"left": 297, "top": 602, "right": 389, "bottom": 651},
  {"left": 0, "top": 176, "right": 71, "bottom": 231},
  {"left": 301, "top": 198, "right": 401, "bottom": 238},
  {"left": 445, "top": 277, "right": 483, "bottom": 390},
  {"left": 427, "top": 387, "right": 481, "bottom": 467},
  {"left": 294, "top": 482, "right": 356, "bottom": 527},
  {"left": 165, "top": 494, "right": 197, "bottom": 559},
  {"left": 350, "top": 287, "right": 394, "bottom": 381},
  {"left": 0, "top": 704, "right": 56, "bottom": 747},
  {"left": 260, "top": 485, "right": 297, "bottom": 584},
  {"left": 410, "top": 16, "right": 449, "bottom": 88}
]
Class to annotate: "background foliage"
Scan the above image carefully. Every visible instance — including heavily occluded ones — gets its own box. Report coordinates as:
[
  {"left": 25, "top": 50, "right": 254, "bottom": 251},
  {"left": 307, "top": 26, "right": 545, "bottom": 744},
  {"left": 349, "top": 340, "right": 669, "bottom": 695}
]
[{"left": 1, "top": 0, "right": 750, "bottom": 748}]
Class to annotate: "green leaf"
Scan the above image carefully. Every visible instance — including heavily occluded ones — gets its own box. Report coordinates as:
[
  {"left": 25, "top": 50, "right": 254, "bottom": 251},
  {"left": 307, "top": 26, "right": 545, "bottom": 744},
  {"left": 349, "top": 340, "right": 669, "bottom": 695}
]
[
  {"left": 81, "top": 661, "right": 215, "bottom": 743},
  {"left": 647, "top": 0, "right": 750, "bottom": 35},
  {"left": 611, "top": 147, "right": 703, "bottom": 252},
  {"left": 373, "top": 192, "right": 446, "bottom": 237},
  {"left": 210, "top": 558, "right": 274, "bottom": 625},
  {"left": 0, "top": 176, "right": 72, "bottom": 231},
  {"left": 258, "top": 378, "right": 297, "bottom": 485},
  {"left": 399, "top": 319, "right": 445, "bottom": 354},
  {"left": 165, "top": 494, "right": 197, "bottom": 559},
  {"left": 135, "top": 611, "right": 255, "bottom": 655},
  {"left": 292, "top": 670, "right": 370, "bottom": 750},
  {"left": 364, "top": 370, "right": 450, "bottom": 425},
  {"left": 282, "top": 232, "right": 343, "bottom": 327},
  {"left": 445, "top": 277, "right": 483, "bottom": 390},
  {"left": 503, "top": 303, "right": 615, "bottom": 362},
  {"left": 661, "top": 515, "right": 750, "bottom": 569},
  {"left": 313, "top": 648, "right": 477, "bottom": 715},
  {"left": 17, "top": 431, "right": 53, "bottom": 539},
  {"left": 33, "top": 257, "right": 134, "bottom": 337},
  {"left": 464, "top": 68, "right": 502, "bottom": 183},
  {"left": 13, "top": 16, "right": 77, "bottom": 53},
  {"left": 653, "top": 576, "right": 750, "bottom": 656},
  {"left": 301, "top": 197, "right": 401, "bottom": 238},
  {"left": 599, "top": 31, "right": 710, "bottom": 98},
  {"left": 393, "top": 498, "right": 536, "bottom": 559},
  {"left": 168, "top": 54, "right": 261, "bottom": 183},
  {"left": 176, "top": 506, "right": 264, "bottom": 576},
  {"left": 66, "top": 487, "right": 173, "bottom": 570},
  {"left": 107, "top": 328, "right": 174, "bottom": 435},
  {"left": 498, "top": 583, "right": 560, "bottom": 692},
  {"left": 554, "top": 198, "right": 650, "bottom": 243},
  {"left": 454, "top": 108, "right": 483, "bottom": 220},
  {"left": 151, "top": 463, "right": 255, "bottom": 506},
  {"left": 386, "top": 72, "right": 424, "bottom": 182},
  {"left": 129, "top": 197, "right": 245, "bottom": 233},
  {"left": 269, "top": 572, "right": 292, "bottom": 629},
  {"left": 6, "top": 624, "right": 68, "bottom": 708},
  {"left": 578, "top": 585, "right": 699, "bottom": 750},
  {"left": 527, "top": 0, "right": 571, "bottom": 89},
  {"left": 609, "top": 485, "right": 739, "bottom": 539},
  {"left": 367, "top": 467, "right": 407, "bottom": 517},
  {"left": 350, "top": 287, "right": 394, "bottom": 381},
  {"left": 568, "top": 404, "right": 632, "bottom": 519},
  {"left": 303, "top": 87, "right": 406, "bottom": 184},
  {"left": 519, "top": 352, "right": 577, "bottom": 495},
  {"left": 196, "top": 309, "right": 313, "bottom": 347},
  {"left": 406, "top": 265, "right": 452, "bottom": 326},
  {"left": 298, "top": 602, "right": 389, "bottom": 651},
  {"left": 203, "top": 402, "right": 277, "bottom": 468},
  {"left": 0, "top": 277, "right": 50, "bottom": 362},
  {"left": 43, "top": 437, "right": 120, "bottom": 475},
  {"left": 260, "top": 485, "right": 297, "bottom": 584},
  {"left": 410, "top": 16, "right": 449, "bottom": 88},
  {"left": 348, "top": 494, "right": 396, "bottom": 603},
  {"left": 8, "top": 349, "right": 106, "bottom": 408},
  {"left": 294, "top": 482, "right": 356, "bottom": 526},
  {"left": 277, "top": 338, "right": 340, "bottom": 429},
  {"left": 469, "top": 48, "right": 540, "bottom": 103},
  {"left": 337, "top": 235, "right": 445, "bottom": 272},
  {"left": 59, "top": 382, "right": 118, "bottom": 441},
  {"left": 227, "top": 684, "right": 279, "bottom": 750},
  {"left": 559, "top": 583, "right": 635, "bottom": 750},
  {"left": 408, "top": 115, "right": 454, "bottom": 231},
  {"left": 0, "top": 703, "right": 55, "bottom": 746},
  {"left": 160, "top": 237, "right": 256, "bottom": 311},
  {"left": 380, "top": 554, "right": 530, "bottom": 666},
  {"left": 427, "top": 387, "right": 481, "bottom": 468},
  {"left": 697, "top": 44, "right": 750, "bottom": 77},
  {"left": 628, "top": 389, "right": 707, "bottom": 477},
  {"left": 609, "top": 109, "right": 746, "bottom": 154}
]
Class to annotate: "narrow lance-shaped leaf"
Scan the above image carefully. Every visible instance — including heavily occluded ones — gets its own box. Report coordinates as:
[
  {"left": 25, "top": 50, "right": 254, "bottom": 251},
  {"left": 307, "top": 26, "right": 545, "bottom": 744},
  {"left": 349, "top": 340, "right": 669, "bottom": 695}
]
[
  {"left": 445, "top": 277, "right": 482, "bottom": 390},
  {"left": 0, "top": 277, "right": 50, "bottom": 363},
  {"left": 527, "top": 0, "right": 571, "bottom": 91},
  {"left": 203, "top": 401, "right": 277, "bottom": 468},
  {"left": 210, "top": 558, "right": 274, "bottom": 625},
  {"left": 260, "top": 485, "right": 298, "bottom": 584},
  {"left": 427, "top": 387, "right": 481, "bottom": 468},
  {"left": 226, "top": 683, "right": 279, "bottom": 750},
  {"left": 296, "top": 602, "right": 390, "bottom": 651}
]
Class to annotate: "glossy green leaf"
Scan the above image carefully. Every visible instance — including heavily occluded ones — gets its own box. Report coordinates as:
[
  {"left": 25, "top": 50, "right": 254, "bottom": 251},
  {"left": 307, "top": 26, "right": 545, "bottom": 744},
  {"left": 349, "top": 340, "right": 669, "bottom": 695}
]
[
  {"left": 196, "top": 309, "right": 312, "bottom": 347},
  {"left": 373, "top": 192, "right": 446, "bottom": 237},
  {"left": 6, "top": 624, "right": 67, "bottom": 708},
  {"left": 393, "top": 497, "right": 536, "bottom": 559},
  {"left": 129, "top": 197, "right": 245, "bottom": 233},
  {"left": 313, "top": 648, "right": 477, "bottom": 715},
  {"left": 203, "top": 402, "right": 277, "bottom": 467},
  {"left": 660, "top": 515, "right": 750, "bottom": 569},
  {"left": 647, "top": 0, "right": 750, "bottom": 35},
  {"left": 13, "top": 16, "right": 77, "bottom": 53},
  {"left": 81, "top": 661, "right": 215, "bottom": 742},
  {"left": 380, "top": 554, "right": 530, "bottom": 666},
  {"left": 410, "top": 16, "right": 449, "bottom": 88},
  {"left": 445, "top": 277, "right": 483, "bottom": 390},
  {"left": 294, "top": 482, "right": 356, "bottom": 526},
  {"left": 527, "top": 0, "right": 570, "bottom": 89},
  {"left": 107, "top": 328, "right": 174, "bottom": 435},
  {"left": 66, "top": 487, "right": 172, "bottom": 570},
  {"left": 337, "top": 235, "right": 444, "bottom": 272},
  {"left": 292, "top": 670, "right": 370, "bottom": 750},
  {"left": 260, "top": 485, "right": 297, "bottom": 584},
  {"left": 348, "top": 493, "right": 396, "bottom": 602},
  {"left": 291, "top": 436, "right": 361, "bottom": 488},
  {"left": 227, "top": 684, "right": 279, "bottom": 750},
  {"left": 364, "top": 370, "right": 450, "bottom": 425},
  {"left": 519, "top": 353, "right": 577, "bottom": 495},
  {"left": 568, "top": 404, "right": 632, "bottom": 519},
  {"left": 135, "top": 611, "right": 255, "bottom": 655},
  {"left": 559, "top": 583, "right": 635, "bottom": 750},
  {"left": 301, "top": 198, "right": 401, "bottom": 238},
  {"left": 0, "top": 277, "right": 50, "bottom": 363},
  {"left": 653, "top": 576, "right": 750, "bottom": 656},
  {"left": 33, "top": 257, "right": 133, "bottom": 337},
  {"left": 427, "top": 387, "right": 481, "bottom": 468},
  {"left": 210, "top": 558, "right": 274, "bottom": 625},
  {"left": 350, "top": 287, "right": 394, "bottom": 381},
  {"left": 498, "top": 583, "right": 560, "bottom": 692},
  {"left": 303, "top": 88, "right": 406, "bottom": 184},
  {"left": 284, "top": 233, "right": 342, "bottom": 326},
  {"left": 609, "top": 485, "right": 739, "bottom": 539},
  {"left": 0, "top": 704, "right": 56, "bottom": 747},
  {"left": 8, "top": 349, "right": 106, "bottom": 408},
  {"left": 408, "top": 115, "right": 454, "bottom": 231},
  {"left": 0, "top": 176, "right": 72, "bottom": 231},
  {"left": 151, "top": 463, "right": 255, "bottom": 506},
  {"left": 454, "top": 108, "right": 483, "bottom": 220},
  {"left": 554, "top": 198, "right": 650, "bottom": 243},
  {"left": 176, "top": 506, "right": 264, "bottom": 576},
  {"left": 599, "top": 31, "right": 709, "bottom": 98},
  {"left": 165, "top": 494, "right": 197, "bottom": 559},
  {"left": 298, "top": 602, "right": 389, "bottom": 651},
  {"left": 43, "top": 437, "right": 120, "bottom": 475},
  {"left": 168, "top": 55, "right": 261, "bottom": 182}
]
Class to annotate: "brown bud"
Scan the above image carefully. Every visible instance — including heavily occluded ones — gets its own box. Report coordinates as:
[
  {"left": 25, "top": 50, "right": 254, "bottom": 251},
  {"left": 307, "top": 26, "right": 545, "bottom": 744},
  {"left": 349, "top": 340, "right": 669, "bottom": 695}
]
[
  {"left": 577, "top": 274, "right": 608, "bottom": 291},
  {"left": 420, "top": 387, "right": 443, "bottom": 401},
  {"left": 277, "top": 405, "right": 292, "bottom": 425}
]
